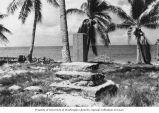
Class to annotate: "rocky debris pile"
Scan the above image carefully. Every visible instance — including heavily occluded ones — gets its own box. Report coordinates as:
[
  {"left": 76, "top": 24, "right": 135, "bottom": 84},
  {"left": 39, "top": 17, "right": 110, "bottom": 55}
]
[{"left": 50, "top": 62, "right": 118, "bottom": 107}]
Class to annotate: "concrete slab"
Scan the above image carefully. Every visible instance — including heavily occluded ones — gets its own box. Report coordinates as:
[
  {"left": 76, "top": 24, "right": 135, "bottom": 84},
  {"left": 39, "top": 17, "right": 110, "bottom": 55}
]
[
  {"left": 50, "top": 80, "right": 118, "bottom": 101},
  {"left": 55, "top": 71, "right": 105, "bottom": 86},
  {"left": 60, "top": 62, "right": 99, "bottom": 71}
]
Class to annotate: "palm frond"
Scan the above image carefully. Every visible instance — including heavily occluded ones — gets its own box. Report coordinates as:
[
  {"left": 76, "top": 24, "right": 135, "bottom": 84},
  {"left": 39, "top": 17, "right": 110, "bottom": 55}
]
[
  {"left": 7, "top": 0, "right": 24, "bottom": 14},
  {"left": 0, "top": 14, "right": 8, "bottom": 19},
  {"left": 66, "top": 8, "right": 85, "bottom": 15},
  {"left": 140, "top": 1, "right": 159, "bottom": 25},
  {"left": 130, "top": 0, "right": 145, "bottom": 20},
  {"left": 80, "top": 2, "right": 88, "bottom": 12},
  {"left": 145, "top": 0, "right": 157, "bottom": 8},
  {"left": 117, "top": 21, "right": 133, "bottom": 29},
  {"left": 148, "top": 1, "right": 159, "bottom": 15},
  {"left": 108, "top": 5, "right": 134, "bottom": 22},
  {"left": 95, "top": 15, "right": 110, "bottom": 26},
  {"left": 46, "top": 0, "right": 59, "bottom": 8},
  {"left": 18, "top": 0, "right": 33, "bottom": 23},
  {"left": 141, "top": 15, "right": 159, "bottom": 25},
  {"left": 143, "top": 22, "right": 159, "bottom": 29},
  {"left": 0, "top": 33, "right": 9, "bottom": 43},
  {"left": 107, "top": 23, "right": 116, "bottom": 33},
  {"left": 87, "top": 0, "right": 106, "bottom": 17},
  {"left": 95, "top": 0, "right": 110, "bottom": 13},
  {"left": 0, "top": 25, "right": 10, "bottom": 43},
  {"left": 95, "top": 12, "right": 111, "bottom": 22},
  {"left": 34, "top": 0, "right": 42, "bottom": 23},
  {"left": 96, "top": 20, "right": 110, "bottom": 46},
  {"left": 0, "top": 24, "right": 12, "bottom": 34}
]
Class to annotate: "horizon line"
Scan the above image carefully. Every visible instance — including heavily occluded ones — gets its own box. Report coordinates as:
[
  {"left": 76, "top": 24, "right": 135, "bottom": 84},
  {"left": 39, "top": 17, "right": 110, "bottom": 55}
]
[{"left": 0, "top": 44, "right": 155, "bottom": 48}]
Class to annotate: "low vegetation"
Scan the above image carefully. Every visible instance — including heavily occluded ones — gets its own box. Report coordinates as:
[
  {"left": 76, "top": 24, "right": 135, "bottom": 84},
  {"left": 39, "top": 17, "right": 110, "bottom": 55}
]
[
  {"left": 101, "top": 64, "right": 159, "bottom": 107},
  {"left": 0, "top": 63, "right": 64, "bottom": 107},
  {"left": 1, "top": 62, "right": 159, "bottom": 107}
]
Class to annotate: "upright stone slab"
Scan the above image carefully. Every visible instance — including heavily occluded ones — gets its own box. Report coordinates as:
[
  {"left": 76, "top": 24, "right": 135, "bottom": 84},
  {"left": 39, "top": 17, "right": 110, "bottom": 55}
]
[{"left": 73, "top": 33, "right": 88, "bottom": 62}]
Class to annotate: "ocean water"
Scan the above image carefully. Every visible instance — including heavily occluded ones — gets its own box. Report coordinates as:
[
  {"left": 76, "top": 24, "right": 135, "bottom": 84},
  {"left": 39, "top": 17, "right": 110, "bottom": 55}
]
[{"left": 0, "top": 45, "right": 157, "bottom": 63}]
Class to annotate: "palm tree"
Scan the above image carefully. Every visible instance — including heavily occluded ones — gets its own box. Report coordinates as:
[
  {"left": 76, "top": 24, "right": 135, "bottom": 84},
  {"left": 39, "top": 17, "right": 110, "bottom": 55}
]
[
  {"left": 47, "top": 0, "right": 71, "bottom": 62},
  {"left": 0, "top": 14, "right": 11, "bottom": 44},
  {"left": 109, "top": 0, "right": 159, "bottom": 64},
  {"left": 59, "top": 0, "right": 71, "bottom": 62},
  {"left": 8, "top": 0, "right": 42, "bottom": 62},
  {"left": 67, "top": 0, "right": 113, "bottom": 60}
]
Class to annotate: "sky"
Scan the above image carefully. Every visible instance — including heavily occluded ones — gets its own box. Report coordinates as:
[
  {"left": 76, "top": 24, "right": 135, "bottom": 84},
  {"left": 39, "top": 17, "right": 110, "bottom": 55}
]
[{"left": 0, "top": 0, "right": 159, "bottom": 47}]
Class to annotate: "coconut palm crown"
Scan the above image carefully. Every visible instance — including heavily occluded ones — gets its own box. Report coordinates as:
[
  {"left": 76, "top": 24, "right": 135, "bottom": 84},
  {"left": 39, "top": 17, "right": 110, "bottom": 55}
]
[
  {"left": 109, "top": 0, "right": 159, "bottom": 64},
  {"left": 67, "top": 0, "right": 115, "bottom": 57},
  {"left": 0, "top": 14, "right": 11, "bottom": 44}
]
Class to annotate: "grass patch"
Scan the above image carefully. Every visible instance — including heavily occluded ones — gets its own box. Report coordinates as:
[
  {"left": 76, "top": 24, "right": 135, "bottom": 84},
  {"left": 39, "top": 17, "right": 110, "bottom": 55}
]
[
  {"left": 103, "top": 83, "right": 156, "bottom": 107},
  {"left": 102, "top": 66, "right": 159, "bottom": 107},
  {"left": 0, "top": 77, "right": 16, "bottom": 86},
  {"left": 0, "top": 63, "right": 60, "bottom": 107},
  {"left": 0, "top": 91, "right": 63, "bottom": 107}
]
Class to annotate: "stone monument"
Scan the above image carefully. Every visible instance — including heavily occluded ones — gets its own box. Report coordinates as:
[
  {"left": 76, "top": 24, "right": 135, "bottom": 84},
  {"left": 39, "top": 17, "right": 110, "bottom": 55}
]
[{"left": 73, "top": 33, "right": 88, "bottom": 62}]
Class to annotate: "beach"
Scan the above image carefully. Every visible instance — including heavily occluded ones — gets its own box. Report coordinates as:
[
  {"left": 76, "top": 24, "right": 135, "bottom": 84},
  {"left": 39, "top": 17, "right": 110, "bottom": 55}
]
[{"left": 0, "top": 45, "right": 157, "bottom": 64}]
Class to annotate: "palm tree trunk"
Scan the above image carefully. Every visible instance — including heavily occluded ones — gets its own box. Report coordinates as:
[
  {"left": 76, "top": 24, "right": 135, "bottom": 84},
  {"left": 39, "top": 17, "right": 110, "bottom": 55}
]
[
  {"left": 86, "top": 36, "right": 91, "bottom": 61},
  {"left": 28, "top": 15, "right": 37, "bottom": 62},
  {"left": 136, "top": 38, "right": 142, "bottom": 64},
  {"left": 59, "top": 0, "right": 71, "bottom": 62}
]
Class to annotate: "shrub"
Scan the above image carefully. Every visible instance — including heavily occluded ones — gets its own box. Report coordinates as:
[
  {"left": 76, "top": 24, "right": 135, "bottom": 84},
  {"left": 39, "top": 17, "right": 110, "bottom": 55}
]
[{"left": 103, "top": 85, "right": 155, "bottom": 107}]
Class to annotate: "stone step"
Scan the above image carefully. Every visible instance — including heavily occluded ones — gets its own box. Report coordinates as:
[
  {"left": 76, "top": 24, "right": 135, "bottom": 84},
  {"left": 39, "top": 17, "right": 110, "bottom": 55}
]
[
  {"left": 59, "top": 62, "right": 99, "bottom": 71},
  {"left": 55, "top": 71, "right": 105, "bottom": 86},
  {"left": 50, "top": 80, "right": 118, "bottom": 101},
  {"left": 82, "top": 80, "right": 118, "bottom": 101}
]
